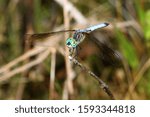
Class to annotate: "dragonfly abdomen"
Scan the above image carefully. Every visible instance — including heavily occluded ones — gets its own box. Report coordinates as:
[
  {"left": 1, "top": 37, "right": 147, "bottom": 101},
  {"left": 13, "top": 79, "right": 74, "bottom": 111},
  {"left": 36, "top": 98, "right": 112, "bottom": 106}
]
[{"left": 85, "top": 23, "right": 109, "bottom": 32}]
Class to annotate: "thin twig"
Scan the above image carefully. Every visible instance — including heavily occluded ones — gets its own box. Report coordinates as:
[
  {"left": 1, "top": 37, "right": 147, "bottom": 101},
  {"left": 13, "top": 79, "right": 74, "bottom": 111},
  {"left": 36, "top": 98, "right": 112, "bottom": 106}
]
[
  {"left": 0, "top": 47, "right": 46, "bottom": 74},
  {"left": 49, "top": 48, "right": 56, "bottom": 99},
  {"left": 69, "top": 56, "right": 115, "bottom": 100},
  {"left": 124, "top": 57, "right": 150, "bottom": 99},
  {"left": 108, "top": 0, "right": 143, "bottom": 37},
  {"left": 0, "top": 31, "right": 62, "bottom": 75},
  {"left": 62, "top": 81, "right": 69, "bottom": 100},
  {"left": 58, "top": 47, "right": 115, "bottom": 99},
  {"left": 54, "top": 0, "right": 87, "bottom": 25},
  {"left": 108, "top": 20, "right": 143, "bottom": 37},
  {"left": 62, "top": 0, "right": 74, "bottom": 100},
  {"left": 0, "top": 49, "right": 51, "bottom": 82}
]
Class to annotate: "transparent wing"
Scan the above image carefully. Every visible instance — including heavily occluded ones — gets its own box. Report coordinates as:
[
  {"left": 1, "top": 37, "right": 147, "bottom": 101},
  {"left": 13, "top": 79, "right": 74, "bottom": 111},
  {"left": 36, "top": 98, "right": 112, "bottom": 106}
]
[
  {"left": 26, "top": 29, "right": 76, "bottom": 40},
  {"left": 86, "top": 34, "right": 121, "bottom": 66}
]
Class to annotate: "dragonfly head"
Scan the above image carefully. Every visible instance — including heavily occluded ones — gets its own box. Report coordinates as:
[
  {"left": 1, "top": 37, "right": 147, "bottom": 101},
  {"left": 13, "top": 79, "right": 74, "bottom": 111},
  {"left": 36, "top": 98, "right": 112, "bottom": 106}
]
[{"left": 66, "top": 38, "right": 77, "bottom": 48}]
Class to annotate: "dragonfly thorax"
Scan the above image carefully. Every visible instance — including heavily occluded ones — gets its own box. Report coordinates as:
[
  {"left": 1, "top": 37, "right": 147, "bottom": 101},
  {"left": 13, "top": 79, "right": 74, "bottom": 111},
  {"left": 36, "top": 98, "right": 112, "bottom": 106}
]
[
  {"left": 73, "top": 31, "right": 85, "bottom": 43},
  {"left": 66, "top": 31, "right": 85, "bottom": 48}
]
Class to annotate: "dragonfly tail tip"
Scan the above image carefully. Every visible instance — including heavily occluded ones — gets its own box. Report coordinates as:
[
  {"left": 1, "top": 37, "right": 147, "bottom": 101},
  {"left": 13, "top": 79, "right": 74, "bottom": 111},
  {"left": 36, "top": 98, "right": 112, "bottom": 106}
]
[{"left": 104, "top": 22, "right": 109, "bottom": 26}]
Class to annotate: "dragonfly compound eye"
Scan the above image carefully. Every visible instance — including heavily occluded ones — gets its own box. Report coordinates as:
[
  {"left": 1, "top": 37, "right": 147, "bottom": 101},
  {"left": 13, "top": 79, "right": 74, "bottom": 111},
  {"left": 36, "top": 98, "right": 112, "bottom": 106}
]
[
  {"left": 66, "top": 38, "right": 77, "bottom": 48},
  {"left": 67, "top": 41, "right": 71, "bottom": 46},
  {"left": 66, "top": 38, "right": 73, "bottom": 48}
]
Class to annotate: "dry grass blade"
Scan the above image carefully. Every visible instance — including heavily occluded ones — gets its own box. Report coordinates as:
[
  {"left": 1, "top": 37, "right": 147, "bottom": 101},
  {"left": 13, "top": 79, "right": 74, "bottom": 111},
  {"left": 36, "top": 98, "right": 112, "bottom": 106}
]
[
  {"left": 125, "top": 57, "right": 150, "bottom": 99},
  {"left": 49, "top": 48, "right": 56, "bottom": 99},
  {"left": 0, "top": 49, "right": 51, "bottom": 82},
  {"left": 54, "top": 0, "right": 87, "bottom": 25},
  {"left": 62, "top": 0, "right": 74, "bottom": 100},
  {"left": 0, "top": 47, "right": 46, "bottom": 74}
]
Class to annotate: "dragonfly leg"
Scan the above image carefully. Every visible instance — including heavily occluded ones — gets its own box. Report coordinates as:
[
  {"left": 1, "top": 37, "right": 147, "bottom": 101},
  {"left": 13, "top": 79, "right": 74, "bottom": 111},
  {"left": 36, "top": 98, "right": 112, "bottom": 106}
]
[
  {"left": 68, "top": 46, "right": 80, "bottom": 58},
  {"left": 69, "top": 47, "right": 75, "bottom": 57},
  {"left": 73, "top": 46, "right": 80, "bottom": 58}
]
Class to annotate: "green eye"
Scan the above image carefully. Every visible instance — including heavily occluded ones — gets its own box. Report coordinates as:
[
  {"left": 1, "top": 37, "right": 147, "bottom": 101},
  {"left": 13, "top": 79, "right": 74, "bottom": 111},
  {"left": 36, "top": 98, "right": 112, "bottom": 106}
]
[
  {"left": 66, "top": 38, "right": 77, "bottom": 48},
  {"left": 71, "top": 40, "right": 77, "bottom": 47}
]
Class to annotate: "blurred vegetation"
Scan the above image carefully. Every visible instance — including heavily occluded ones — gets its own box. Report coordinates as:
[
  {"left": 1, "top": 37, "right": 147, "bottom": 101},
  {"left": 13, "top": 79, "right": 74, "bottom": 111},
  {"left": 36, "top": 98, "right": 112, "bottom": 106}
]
[{"left": 0, "top": 0, "right": 150, "bottom": 100}]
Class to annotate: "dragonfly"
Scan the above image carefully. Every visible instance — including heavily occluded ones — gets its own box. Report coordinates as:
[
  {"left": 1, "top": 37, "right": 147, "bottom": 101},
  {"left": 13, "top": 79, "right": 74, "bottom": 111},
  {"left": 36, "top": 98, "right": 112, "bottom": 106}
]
[
  {"left": 27, "top": 23, "right": 121, "bottom": 65},
  {"left": 65, "top": 23, "right": 109, "bottom": 56}
]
